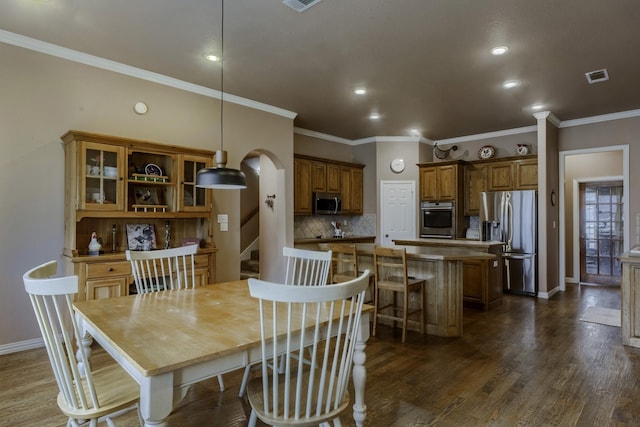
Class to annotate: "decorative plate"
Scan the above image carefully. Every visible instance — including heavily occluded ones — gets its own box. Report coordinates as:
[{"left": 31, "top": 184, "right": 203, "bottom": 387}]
[
  {"left": 144, "top": 163, "right": 162, "bottom": 176},
  {"left": 516, "top": 144, "right": 530, "bottom": 155},
  {"left": 478, "top": 145, "right": 496, "bottom": 160}
]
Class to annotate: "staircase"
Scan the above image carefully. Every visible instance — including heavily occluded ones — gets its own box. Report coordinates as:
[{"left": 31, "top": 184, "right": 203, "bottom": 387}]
[{"left": 240, "top": 249, "right": 260, "bottom": 280}]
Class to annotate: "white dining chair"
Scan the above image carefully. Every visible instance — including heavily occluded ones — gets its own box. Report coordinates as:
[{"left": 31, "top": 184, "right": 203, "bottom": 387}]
[
  {"left": 246, "top": 270, "right": 369, "bottom": 427},
  {"left": 126, "top": 244, "right": 225, "bottom": 391},
  {"left": 238, "top": 246, "right": 332, "bottom": 398},
  {"left": 283, "top": 246, "right": 332, "bottom": 287},
  {"left": 126, "top": 244, "right": 200, "bottom": 294},
  {"left": 23, "top": 260, "right": 142, "bottom": 427}
]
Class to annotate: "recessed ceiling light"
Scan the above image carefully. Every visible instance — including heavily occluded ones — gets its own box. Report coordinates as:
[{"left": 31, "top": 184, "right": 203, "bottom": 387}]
[
  {"left": 531, "top": 103, "right": 545, "bottom": 110},
  {"left": 369, "top": 113, "right": 381, "bottom": 120},
  {"left": 204, "top": 53, "right": 220, "bottom": 62},
  {"left": 491, "top": 46, "right": 509, "bottom": 56},
  {"left": 503, "top": 80, "right": 520, "bottom": 89},
  {"left": 354, "top": 88, "right": 367, "bottom": 95}
]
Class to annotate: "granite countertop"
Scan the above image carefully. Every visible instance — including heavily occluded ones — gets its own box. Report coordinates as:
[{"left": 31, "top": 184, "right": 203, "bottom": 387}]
[
  {"left": 350, "top": 243, "right": 495, "bottom": 262},
  {"left": 294, "top": 235, "right": 376, "bottom": 245},
  {"left": 393, "top": 238, "right": 503, "bottom": 248}
]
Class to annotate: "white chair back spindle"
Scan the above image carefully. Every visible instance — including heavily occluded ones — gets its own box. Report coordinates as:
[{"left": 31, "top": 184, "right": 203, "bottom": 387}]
[{"left": 283, "top": 246, "right": 332, "bottom": 287}]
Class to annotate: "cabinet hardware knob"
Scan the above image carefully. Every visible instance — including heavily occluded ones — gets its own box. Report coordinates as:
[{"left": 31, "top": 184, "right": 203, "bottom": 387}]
[{"left": 108, "top": 267, "right": 114, "bottom": 271}]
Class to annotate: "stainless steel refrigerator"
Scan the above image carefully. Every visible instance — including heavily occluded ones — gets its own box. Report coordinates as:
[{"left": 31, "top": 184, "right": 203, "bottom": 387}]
[{"left": 479, "top": 190, "right": 537, "bottom": 296}]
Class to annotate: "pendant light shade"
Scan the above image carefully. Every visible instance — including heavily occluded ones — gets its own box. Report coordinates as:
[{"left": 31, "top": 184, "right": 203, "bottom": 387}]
[
  {"left": 196, "top": 150, "right": 247, "bottom": 189},
  {"left": 195, "top": 0, "right": 247, "bottom": 190}
]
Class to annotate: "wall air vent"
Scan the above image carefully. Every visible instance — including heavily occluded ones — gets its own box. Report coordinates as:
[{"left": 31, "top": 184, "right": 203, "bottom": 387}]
[
  {"left": 585, "top": 69, "right": 609, "bottom": 84},
  {"left": 283, "top": 0, "right": 323, "bottom": 12}
]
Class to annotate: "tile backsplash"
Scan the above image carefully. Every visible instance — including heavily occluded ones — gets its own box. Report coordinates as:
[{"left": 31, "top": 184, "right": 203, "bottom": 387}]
[{"left": 294, "top": 214, "right": 377, "bottom": 239}]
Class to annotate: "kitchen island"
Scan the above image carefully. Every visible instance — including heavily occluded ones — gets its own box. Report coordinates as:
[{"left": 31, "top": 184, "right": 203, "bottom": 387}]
[
  {"left": 394, "top": 238, "right": 504, "bottom": 311},
  {"left": 320, "top": 243, "right": 495, "bottom": 337}
]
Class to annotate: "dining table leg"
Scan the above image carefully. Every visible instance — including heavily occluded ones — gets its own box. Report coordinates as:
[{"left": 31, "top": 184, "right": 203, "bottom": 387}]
[
  {"left": 352, "top": 311, "right": 370, "bottom": 426},
  {"left": 139, "top": 374, "right": 174, "bottom": 427}
]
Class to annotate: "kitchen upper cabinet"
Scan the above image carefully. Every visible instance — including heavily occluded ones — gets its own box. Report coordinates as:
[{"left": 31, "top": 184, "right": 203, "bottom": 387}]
[
  {"left": 294, "top": 157, "right": 313, "bottom": 214},
  {"left": 464, "top": 164, "right": 487, "bottom": 215},
  {"left": 515, "top": 158, "right": 538, "bottom": 189},
  {"left": 294, "top": 155, "right": 364, "bottom": 215},
  {"left": 420, "top": 163, "right": 461, "bottom": 202},
  {"left": 311, "top": 161, "right": 327, "bottom": 193},
  {"left": 487, "top": 162, "right": 514, "bottom": 191},
  {"left": 486, "top": 156, "right": 537, "bottom": 192},
  {"left": 341, "top": 165, "right": 363, "bottom": 215},
  {"left": 463, "top": 155, "right": 537, "bottom": 216},
  {"left": 326, "top": 163, "right": 341, "bottom": 193}
]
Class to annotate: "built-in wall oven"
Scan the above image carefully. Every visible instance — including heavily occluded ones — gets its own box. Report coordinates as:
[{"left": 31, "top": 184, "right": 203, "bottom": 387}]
[{"left": 420, "top": 201, "right": 455, "bottom": 238}]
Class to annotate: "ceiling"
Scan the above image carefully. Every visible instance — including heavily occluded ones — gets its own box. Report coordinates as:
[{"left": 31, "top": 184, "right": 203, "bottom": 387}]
[{"left": 2, "top": 0, "right": 640, "bottom": 142}]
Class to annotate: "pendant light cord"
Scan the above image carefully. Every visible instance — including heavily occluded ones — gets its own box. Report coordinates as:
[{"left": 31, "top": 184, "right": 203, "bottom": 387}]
[{"left": 220, "top": 0, "right": 224, "bottom": 153}]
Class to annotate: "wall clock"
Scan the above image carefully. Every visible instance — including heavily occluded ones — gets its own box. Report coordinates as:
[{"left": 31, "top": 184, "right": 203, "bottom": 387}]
[
  {"left": 390, "top": 158, "right": 405, "bottom": 173},
  {"left": 133, "top": 102, "right": 148, "bottom": 115}
]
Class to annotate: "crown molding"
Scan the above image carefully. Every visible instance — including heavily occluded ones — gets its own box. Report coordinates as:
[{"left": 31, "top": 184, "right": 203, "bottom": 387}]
[
  {"left": 533, "top": 111, "right": 561, "bottom": 126},
  {"left": 293, "top": 127, "right": 354, "bottom": 145},
  {"left": 0, "top": 29, "right": 297, "bottom": 120},
  {"left": 433, "top": 125, "right": 538, "bottom": 145},
  {"left": 559, "top": 108, "right": 640, "bottom": 128}
]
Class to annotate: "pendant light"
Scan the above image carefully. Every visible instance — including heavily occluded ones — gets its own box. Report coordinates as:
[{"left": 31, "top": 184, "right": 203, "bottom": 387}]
[{"left": 196, "top": 0, "right": 247, "bottom": 189}]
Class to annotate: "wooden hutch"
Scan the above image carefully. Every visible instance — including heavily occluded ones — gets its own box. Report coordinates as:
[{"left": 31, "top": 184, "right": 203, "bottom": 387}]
[{"left": 61, "top": 130, "right": 218, "bottom": 301}]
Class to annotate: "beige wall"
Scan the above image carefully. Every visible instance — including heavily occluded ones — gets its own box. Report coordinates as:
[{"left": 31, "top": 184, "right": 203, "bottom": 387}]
[
  {"left": 559, "top": 117, "right": 640, "bottom": 247},
  {"left": 293, "top": 134, "right": 354, "bottom": 161},
  {"left": 564, "top": 151, "right": 623, "bottom": 278},
  {"left": 0, "top": 42, "right": 293, "bottom": 348},
  {"left": 240, "top": 160, "right": 260, "bottom": 251}
]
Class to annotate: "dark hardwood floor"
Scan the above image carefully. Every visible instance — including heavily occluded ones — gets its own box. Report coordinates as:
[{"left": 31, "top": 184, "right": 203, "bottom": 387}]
[{"left": 2, "top": 284, "right": 640, "bottom": 426}]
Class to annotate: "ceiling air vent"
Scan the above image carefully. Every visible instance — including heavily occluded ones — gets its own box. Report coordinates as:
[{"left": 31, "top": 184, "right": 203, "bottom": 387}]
[
  {"left": 282, "top": 0, "right": 323, "bottom": 12},
  {"left": 585, "top": 69, "right": 609, "bottom": 84}
]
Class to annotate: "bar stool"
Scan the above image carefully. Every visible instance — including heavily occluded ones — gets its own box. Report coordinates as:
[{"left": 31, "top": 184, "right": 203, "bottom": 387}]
[
  {"left": 329, "top": 242, "right": 374, "bottom": 303},
  {"left": 373, "top": 246, "right": 426, "bottom": 343}
]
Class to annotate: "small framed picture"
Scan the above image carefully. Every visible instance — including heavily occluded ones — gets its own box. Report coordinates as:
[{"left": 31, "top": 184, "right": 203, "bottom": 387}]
[
  {"left": 134, "top": 187, "right": 160, "bottom": 205},
  {"left": 126, "top": 224, "right": 157, "bottom": 250}
]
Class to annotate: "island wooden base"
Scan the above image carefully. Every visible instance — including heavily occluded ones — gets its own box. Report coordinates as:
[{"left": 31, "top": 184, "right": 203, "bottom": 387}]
[{"left": 394, "top": 239, "right": 503, "bottom": 311}]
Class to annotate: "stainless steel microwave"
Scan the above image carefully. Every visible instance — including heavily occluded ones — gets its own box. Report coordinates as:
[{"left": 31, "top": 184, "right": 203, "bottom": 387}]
[{"left": 313, "top": 192, "right": 342, "bottom": 215}]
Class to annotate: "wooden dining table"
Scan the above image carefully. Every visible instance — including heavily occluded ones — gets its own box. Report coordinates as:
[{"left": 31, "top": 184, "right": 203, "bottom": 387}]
[{"left": 73, "top": 280, "right": 373, "bottom": 427}]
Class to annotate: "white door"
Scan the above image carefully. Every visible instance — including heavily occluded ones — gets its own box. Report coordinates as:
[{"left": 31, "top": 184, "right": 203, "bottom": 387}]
[{"left": 380, "top": 181, "right": 416, "bottom": 246}]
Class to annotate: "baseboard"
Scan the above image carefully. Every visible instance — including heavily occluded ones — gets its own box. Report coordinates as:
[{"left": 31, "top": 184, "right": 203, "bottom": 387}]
[
  {"left": 0, "top": 337, "right": 44, "bottom": 355},
  {"left": 537, "top": 286, "right": 562, "bottom": 300}
]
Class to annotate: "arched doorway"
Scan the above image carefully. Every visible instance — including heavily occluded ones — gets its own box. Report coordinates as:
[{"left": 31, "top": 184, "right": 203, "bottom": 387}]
[{"left": 239, "top": 150, "right": 288, "bottom": 282}]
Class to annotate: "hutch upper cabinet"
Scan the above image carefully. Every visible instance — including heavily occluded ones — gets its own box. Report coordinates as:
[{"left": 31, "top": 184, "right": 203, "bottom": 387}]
[{"left": 62, "top": 130, "right": 218, "bottom": 301}]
